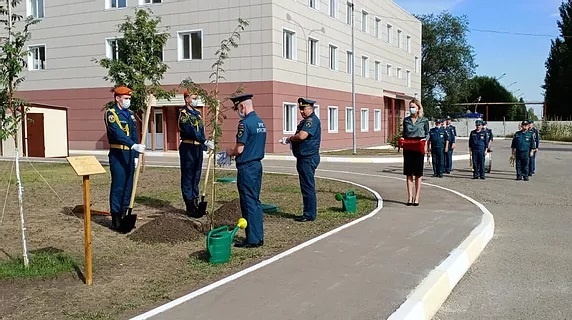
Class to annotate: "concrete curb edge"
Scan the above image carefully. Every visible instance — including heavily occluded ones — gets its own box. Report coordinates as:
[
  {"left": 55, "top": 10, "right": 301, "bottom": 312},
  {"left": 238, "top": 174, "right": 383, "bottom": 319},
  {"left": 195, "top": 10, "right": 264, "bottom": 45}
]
[{"left": 386, "top": 188, "right": 495, "bottom": 320}]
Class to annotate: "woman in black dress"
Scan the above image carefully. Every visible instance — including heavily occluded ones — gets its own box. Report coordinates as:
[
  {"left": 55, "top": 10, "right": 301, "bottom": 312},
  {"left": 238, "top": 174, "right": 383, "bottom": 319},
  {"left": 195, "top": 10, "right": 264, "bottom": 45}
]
[{"left": 402, "top": 99, "right": 429, "bottom": 206}]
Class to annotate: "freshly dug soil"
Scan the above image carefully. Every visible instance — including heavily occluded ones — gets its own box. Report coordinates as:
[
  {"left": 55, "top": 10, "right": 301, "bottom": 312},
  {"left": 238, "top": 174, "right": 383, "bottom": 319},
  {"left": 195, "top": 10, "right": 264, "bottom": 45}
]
[
  {"left": 128, "top": 215, "right": 202, "bottom": 244},
  {"left": 211, "top": 198, "right": 243, "bottom": 228}
]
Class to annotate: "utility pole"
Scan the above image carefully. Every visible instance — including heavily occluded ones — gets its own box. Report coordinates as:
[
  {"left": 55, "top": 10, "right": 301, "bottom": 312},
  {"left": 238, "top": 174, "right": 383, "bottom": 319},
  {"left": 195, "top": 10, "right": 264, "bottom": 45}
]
[{"left": 348, "top": 1, "right": 356, "bottom": 154}]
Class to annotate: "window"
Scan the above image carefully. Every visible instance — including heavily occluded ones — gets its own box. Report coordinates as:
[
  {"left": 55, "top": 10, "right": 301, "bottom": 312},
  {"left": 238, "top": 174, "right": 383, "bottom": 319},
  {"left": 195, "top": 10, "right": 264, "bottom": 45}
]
[
  {"left": 106, "top": 38, "right": 125, "bottom": 61},
  {"left": 374, "top": 17, "right": 381, "bottom": 38},
  {"left": 346, "top": 50, "right": 353, "bottom": 74},
  {"left": 361, "top": 55, "right": 368, "bottom": 77},
  {"left": 361, "top": 10, "right": 368, "bottom": 32},
  {"left": 108, "top": 0, "right": 127, "bottom": 9},
  {"left": 28, "top": 45, "right": 46, "bottom": 70},
  {"left": 283, "top": 103, "right": 297, "bottom": 133},
  {"left": 329, "top": 0, "right": 337, "bottom": 18},
  {"left": 178, "top": 30, "right": 203, "bottom": 60},
  {"left": 328, "top": 106, "right": 339, "bottom": 133},
  {"left": 345, "top": 107, "right": 354, "bottom": 132},
  {"left": 397, "top": 30, "right": 402, "bottom": 48},
  {"left": 329, "top": 44, "right": 338, "bottom": 70},
  {"left": 283, "top": 29, "right": 296, "bottom": 60},
  {"left": 346, "top": 2, "right": 352, "bottom": 25},
  {"left": 309, "top": 0, "right": 318, "bottom": 9},
  {"left": 406, "top": 70, "right": 411, "bottom": 87},
  {"left": 386, "top": 24, "right": 393, "bottom": 43},
  {"left": 386, "top": 64, "right": 392, "bottom": 76},
  {"left": 374, "top": 109, "right": 381, "bottom": 131},
  {"left": 406, "top": 35, "right": 411, "bottom": 53},
  {"left": 27, "top": 0, "right": 44, "bottom": 18},
  {"left": 140, "top": 0, "right": 162, "bottom": 4},
  {"left": 313, "top": 104, "right": 320, "bottom": 119},
  {"left": 397, "top": 67, "right": 402, "bottom": 79},
  {"left": 374, "top": 61, "right": 381, "bottom": 81},
  {"left": 308, "top": 38, "right": 319, "bottom": 66},
  {"left": 415, "top": 56, "right": 419, "bottom": 73},
  {"left": 360, "top": 108, "right": 369, "bottom": 132}
]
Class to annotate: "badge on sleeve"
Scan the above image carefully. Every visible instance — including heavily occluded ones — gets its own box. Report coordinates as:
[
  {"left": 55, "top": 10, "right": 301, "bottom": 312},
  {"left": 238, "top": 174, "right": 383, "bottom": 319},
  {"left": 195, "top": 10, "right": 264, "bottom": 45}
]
[
  {"left": 108, "top": 114, "right": 115, "bottom": 123},
  {"left": 237, "top": 122, "right": 245, "bottom": 138},
  {"left": 305, "top": 120, "right": 312, "bottom": 128}
]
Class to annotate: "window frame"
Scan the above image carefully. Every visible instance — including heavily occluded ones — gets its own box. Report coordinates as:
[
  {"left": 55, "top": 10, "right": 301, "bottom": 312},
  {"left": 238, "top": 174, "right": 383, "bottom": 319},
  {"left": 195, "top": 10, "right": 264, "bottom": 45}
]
[
  {"left": 27, "top": 44, "right": 46, "bottom": 71},
  {"left": 328, "top": 106, "right": 339, "bottom": 133},
  {"left": 282, "top": 28, "right": 297, "bottom": 60},
  {"left": 373, "top": 109, "right": 382, "bottom": 131},
  {"left": 177, "top": 29, "right": 204, "bottom": 61},
  {"left": 328, "top": 44, "right": 338, "bottom": 70},
  {"left": 360, "top": 108, "right": 369, "bottom": 132},
  {"left": 345, "top": 107, "right": 354, "bottom": 133},
  {"left": 27, "top": 0, "right": 45, "bottom": 18},
  {"left": 283, "top": 102, "right": 297, "bottom": 134}
]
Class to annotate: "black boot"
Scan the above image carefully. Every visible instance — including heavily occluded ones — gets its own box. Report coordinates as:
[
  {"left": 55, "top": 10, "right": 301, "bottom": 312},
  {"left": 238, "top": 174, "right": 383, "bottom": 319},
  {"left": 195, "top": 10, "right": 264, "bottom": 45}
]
[
  {"left": 111, "top": 213, "right": 122, "bottom": 231},
  {"left": 185, "top": 199, "right": 198, "bottom": 217}
]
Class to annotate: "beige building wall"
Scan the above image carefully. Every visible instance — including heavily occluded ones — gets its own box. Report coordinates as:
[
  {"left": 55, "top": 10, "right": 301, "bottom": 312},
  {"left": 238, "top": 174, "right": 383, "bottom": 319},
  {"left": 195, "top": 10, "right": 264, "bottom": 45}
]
[{"left": 18, "top": 0, "right": 420, "bottom": 98}]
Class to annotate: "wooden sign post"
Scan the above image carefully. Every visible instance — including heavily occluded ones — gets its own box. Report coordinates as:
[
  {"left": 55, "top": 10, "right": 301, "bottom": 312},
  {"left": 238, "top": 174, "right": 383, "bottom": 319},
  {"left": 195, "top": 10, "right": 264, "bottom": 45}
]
[{"left": 66, "top": 156, "right": 106, "bottom": 286}]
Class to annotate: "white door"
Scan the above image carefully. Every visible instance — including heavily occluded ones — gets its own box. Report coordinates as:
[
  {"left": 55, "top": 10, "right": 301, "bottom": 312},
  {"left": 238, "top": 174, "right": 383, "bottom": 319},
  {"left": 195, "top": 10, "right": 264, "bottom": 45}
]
[{"left": 146, "top": 109, "right": 164, "bottom": 150}]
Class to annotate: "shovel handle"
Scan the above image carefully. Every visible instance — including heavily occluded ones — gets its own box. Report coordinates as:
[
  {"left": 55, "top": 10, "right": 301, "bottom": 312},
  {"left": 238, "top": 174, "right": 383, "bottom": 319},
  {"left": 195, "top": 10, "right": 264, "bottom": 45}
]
[{"left": 128, "top": 96, "right": 153, "bottom": 209}]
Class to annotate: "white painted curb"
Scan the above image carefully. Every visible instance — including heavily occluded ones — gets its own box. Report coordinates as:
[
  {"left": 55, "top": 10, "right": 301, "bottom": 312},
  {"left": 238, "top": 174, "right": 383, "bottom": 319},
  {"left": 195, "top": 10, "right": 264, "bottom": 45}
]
[
  {"left": 129, "top": 172, "right": 384, "bottom": 320},
  {"left": 386, "top": 182, "right": 494, "bottom": 320}
]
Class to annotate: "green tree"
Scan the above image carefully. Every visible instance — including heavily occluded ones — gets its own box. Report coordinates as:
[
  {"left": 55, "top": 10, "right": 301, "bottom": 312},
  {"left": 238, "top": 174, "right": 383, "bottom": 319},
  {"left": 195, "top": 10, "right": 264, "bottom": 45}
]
[
  {"left": 94, "top": 8, "right": 175, "bottom": 114},
  {"left": 542, "top": 0, "right": 572, "bottom": 119},
  {"left": 416, "top": 11, "right": 477, "bottom": 117},
  {"left": 0, "top": 0, "right": 40, "bottom": 267},
  {"left": 461, "top": 75, "right": 522, "bottom": 120},
  {"left": 180, "top": 18, "right": 249, "bottom": 229}
]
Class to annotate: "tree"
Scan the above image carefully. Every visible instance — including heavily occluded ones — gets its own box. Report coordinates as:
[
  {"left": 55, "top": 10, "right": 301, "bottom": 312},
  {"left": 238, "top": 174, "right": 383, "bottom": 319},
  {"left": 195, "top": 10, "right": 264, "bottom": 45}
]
[
  {"left": 542, "top": 0, "right": 572, "bottom": 119},
  {"left": 461, "top": 75, "right": 522, "bottom": 120},
  {"left": 94, "top": 8, "right": 175, "bottom": 114},
  {"left": 0, "top": 0, "right": 40, "bottom": 267},
  {"left": 415, "top": 11, "right": 477, "bottom": 117},
  {"left": 180, "top": 18, "right": 249, "bottom": 229}
]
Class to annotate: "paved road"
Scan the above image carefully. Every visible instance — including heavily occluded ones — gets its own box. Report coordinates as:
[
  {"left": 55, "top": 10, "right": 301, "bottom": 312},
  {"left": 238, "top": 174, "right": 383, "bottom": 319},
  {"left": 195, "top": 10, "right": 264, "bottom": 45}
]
[{"left": 421, "top": 140, "right": 572, "bottom": 320}]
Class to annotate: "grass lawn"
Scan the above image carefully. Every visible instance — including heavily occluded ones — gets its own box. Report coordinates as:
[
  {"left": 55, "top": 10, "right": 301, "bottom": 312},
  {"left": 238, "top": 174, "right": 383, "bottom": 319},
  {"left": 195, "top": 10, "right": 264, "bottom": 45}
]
[
  {"left": 321, "top": 148, "right": 400, "bottom": 156},
  {"left": 0, "top": 161, "right": 377, "bottom": 320}
]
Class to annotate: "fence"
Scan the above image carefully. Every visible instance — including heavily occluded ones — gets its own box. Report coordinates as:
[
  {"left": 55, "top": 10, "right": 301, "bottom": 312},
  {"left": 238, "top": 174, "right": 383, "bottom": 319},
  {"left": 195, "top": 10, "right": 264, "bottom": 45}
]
[{"left": 451, "top": 120, "right": 572, "bottom": 137}]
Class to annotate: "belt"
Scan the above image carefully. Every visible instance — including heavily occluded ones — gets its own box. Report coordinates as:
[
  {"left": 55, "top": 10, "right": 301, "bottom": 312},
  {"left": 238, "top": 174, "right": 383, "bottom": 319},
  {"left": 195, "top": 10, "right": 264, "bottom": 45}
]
[
  {"left": 110, "top": 144, "right": 130, "bottom": 150},
  {"left": 181, "top": 140, "right": 202, "bottom": 145}
]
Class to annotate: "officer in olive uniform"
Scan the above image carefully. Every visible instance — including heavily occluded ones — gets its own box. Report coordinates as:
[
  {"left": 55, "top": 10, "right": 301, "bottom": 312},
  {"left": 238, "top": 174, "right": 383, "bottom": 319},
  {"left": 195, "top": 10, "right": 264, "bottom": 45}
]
[
  {"left": 104, "top": 86, "right": 146, "bottom": 232},
  {"left": 483, "top": 121, "right": 494, "bottom": 151},
  {"left": 178, "top": 90, "right": 214, "bottom": 218},
  {"left": 223, "top": 94, "right": 267, "bottom": 248},
  {"left": 511, "top": 120, "right": 537, "bottom": 181},
  {"left": 428, "top": 119, "right": 449, "bottom": 178},
  {"left": 468, "top": 119, "right": 490, "bottom": 180},
  {"left": 286, "top": 98, "right": 322, "bottom": 222},
  {"left": 528, "top": 120, "right": 540, "bottom": 175},
  {"left": 444, "top": 116, "right": 456, "bottom": 173}
]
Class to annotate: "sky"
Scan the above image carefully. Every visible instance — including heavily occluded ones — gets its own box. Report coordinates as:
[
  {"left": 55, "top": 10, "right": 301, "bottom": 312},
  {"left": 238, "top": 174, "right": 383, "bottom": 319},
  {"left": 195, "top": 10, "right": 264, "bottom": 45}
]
[{"left": 394, "top": 0, "right": 564, "bottom": 118}]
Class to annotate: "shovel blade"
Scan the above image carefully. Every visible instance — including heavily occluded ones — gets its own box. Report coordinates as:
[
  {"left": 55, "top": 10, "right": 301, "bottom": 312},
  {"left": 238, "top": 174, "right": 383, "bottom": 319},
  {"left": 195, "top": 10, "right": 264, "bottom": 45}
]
[
  {"left": 119, "top": 214, "right": 137, "bottom": 233},
  {"left": 194, "top": 201, "right": 207, "bottom": 218}
]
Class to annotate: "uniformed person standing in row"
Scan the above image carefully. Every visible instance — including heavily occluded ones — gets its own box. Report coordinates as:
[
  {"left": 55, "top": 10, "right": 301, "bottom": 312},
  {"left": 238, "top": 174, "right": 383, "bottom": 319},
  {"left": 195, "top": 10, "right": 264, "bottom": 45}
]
[
  {"left": 511, "top": 120, "right": 537, "bottom": 181},
  {"left": 286, "top": 98, "right": 322, "bottom": 222},
  {"left": 444, "top": 116, "right": 456, "bottom": 173},
  {"left": 104, "top": 86, "right": 147, "bottom": 232},
  {"left": 528, "top": 120, "right": 540, "bottom": 175},
  {"left": 178, "top": 90, "right": 214, "bottom": 218},
  {"left": 223, "top": 94, "right": 267, "bottom": 248},
  {"left": 427, "top": 119, "right": 449, "bottom": 178},
  {"left": 483, "top": 121, "right": 494, "bottom": 152},
  {"left": 468, "top": 119, "right": 490, "bottom": 180}
]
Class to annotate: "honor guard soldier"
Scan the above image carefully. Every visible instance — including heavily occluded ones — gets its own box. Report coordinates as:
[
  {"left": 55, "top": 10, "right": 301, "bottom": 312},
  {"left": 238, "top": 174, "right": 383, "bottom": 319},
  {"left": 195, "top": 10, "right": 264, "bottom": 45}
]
[
  {"left": 468, "top": 119, "right": 490, "bottom": 180},
  {"left": 444, "top": 116, "right": 456, "bottom": 173},
  {"left": 512, "top": 120, "right": 537, "bottom": 181},
  {"left": 178, "top": 90, "right": 214, "bottom": 218},
  {"left": 427, "top": 119, "right": 449, "bottom": 178},
  {"left": 104, "top": 86, "right": 146, "bottom": 232},
  {"left": 528, "top": 120, "right": 539, "bottom": 175},
  {"left": 222, "top": 94, "right": 267, "bottom": 248},
  {"left": 285, "top": 98, "right": 322, "bottom": 222},
  {"left": 483, "top": 121, "right": 494, "bottom": 152}
]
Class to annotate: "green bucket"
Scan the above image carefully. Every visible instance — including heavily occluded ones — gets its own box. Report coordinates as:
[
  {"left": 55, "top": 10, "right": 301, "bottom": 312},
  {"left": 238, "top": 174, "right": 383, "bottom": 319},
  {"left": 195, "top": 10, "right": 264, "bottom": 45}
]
[
  {"left": 335, "top": 190, "right": 357, "bottom": 213},
  {"left": 216, "top": 177, "right": 237, "bottom": 183},
  {"left": 206, "top": 225, "right": 240, "bottom": 264},
  {"left": 262, "top": 203, "right": 278, "bottom": 214}
]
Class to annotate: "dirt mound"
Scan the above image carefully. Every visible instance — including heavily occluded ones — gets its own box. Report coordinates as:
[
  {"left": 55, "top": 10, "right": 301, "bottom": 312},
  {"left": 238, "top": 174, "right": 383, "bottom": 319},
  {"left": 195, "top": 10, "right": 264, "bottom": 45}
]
[
  {"left": 211, "top": 198, "right": 243, "bottom": 228},
  {"left": 127, "top": 215, "right": 202, "bottom": 244}
]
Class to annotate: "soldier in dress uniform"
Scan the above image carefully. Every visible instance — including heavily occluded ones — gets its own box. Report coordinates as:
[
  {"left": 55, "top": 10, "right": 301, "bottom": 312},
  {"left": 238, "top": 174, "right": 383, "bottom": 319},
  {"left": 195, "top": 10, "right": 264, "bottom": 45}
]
[
  {"left": 444, "top": 116, "right": 456, "bottom": 173},
  {"left": 178, "top": 90, "right": 214, "bottom": 218},
  {"left": 427, "top": 119, "right": 449, "bottom": 178},
  {"left": 511, "top": 120, "right": 537, "bottom": 181},
  {"left": 468, "top": 119, "right": 490, "bottom": 180},
  {"left": 222, "top": 94, "right": 267, "bottom": 248},
  {"left": 104, "top": 86, "right": 146, "bottom": 232}
]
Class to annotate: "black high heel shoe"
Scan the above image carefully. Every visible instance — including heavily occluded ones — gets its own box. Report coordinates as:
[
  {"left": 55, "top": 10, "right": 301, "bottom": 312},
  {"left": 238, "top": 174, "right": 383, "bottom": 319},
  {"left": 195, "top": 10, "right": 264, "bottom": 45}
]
[
  {"left": 406, "top": 199, "right": 413, "bottom": 206},
  {"left": 413, "top": 200, "right": 420, "bottom": 206}
]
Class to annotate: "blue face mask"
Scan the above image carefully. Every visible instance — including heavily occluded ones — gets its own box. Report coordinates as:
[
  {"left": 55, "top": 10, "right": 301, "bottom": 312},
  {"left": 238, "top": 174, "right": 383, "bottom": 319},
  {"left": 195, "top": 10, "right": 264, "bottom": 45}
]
[
  {"left": 410, "top": 107, "right": 417, "bottom": 114},
  {"left": 121, "top": 99, "right": 131, "bottom": 109}
]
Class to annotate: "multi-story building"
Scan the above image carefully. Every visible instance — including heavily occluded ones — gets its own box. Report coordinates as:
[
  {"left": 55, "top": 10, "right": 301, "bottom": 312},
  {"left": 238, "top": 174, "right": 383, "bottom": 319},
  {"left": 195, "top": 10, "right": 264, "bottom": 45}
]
[{"left": 13, "top": 0, "right": 421, "bottom": 154}]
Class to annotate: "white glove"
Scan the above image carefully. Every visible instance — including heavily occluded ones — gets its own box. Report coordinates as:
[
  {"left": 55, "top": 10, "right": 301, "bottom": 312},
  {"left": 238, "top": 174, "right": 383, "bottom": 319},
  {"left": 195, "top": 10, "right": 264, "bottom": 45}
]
[
  {"left": 279, "top": 137, "right": 290, "bottom": 145},
  {"left": 134, "top": 157, "right": 139, "bottom": 167},
  {"left": 216, "top": 151, "right": 232, "bottom": 167},
  {"left": 204, "top": 140, "right": 215, "bottom": 150},
  {"left": 131, "top": 144, "right": 146, "bottom": 153}
]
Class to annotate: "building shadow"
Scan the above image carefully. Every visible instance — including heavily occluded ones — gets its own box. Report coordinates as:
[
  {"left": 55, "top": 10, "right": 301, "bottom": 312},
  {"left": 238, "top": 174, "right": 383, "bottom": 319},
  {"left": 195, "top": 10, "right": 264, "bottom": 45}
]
[{"left": 61, "top": 206, "right": 113, "bottom": 229}]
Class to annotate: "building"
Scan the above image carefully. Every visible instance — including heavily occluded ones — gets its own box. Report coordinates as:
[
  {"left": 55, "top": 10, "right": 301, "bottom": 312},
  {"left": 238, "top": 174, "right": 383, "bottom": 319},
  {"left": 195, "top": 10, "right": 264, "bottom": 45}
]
[{"left": 14, "top": 0, "right": 421, "bottom": 154}]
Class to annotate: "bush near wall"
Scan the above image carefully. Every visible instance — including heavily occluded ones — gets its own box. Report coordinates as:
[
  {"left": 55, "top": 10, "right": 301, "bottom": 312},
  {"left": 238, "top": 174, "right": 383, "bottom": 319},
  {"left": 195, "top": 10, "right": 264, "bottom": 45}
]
[{"left": 540, "top": 121, "right": 572, "bottom": 142}]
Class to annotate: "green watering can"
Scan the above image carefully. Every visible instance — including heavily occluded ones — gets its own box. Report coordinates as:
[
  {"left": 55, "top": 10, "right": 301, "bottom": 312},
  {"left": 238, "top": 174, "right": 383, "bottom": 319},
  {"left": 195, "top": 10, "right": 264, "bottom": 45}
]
[
  {"left": 206, "top": 218, "right": 247, "bottom": 264},
  {"left": 335, "top": 189, "right": 357, "bottom": 213}
]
